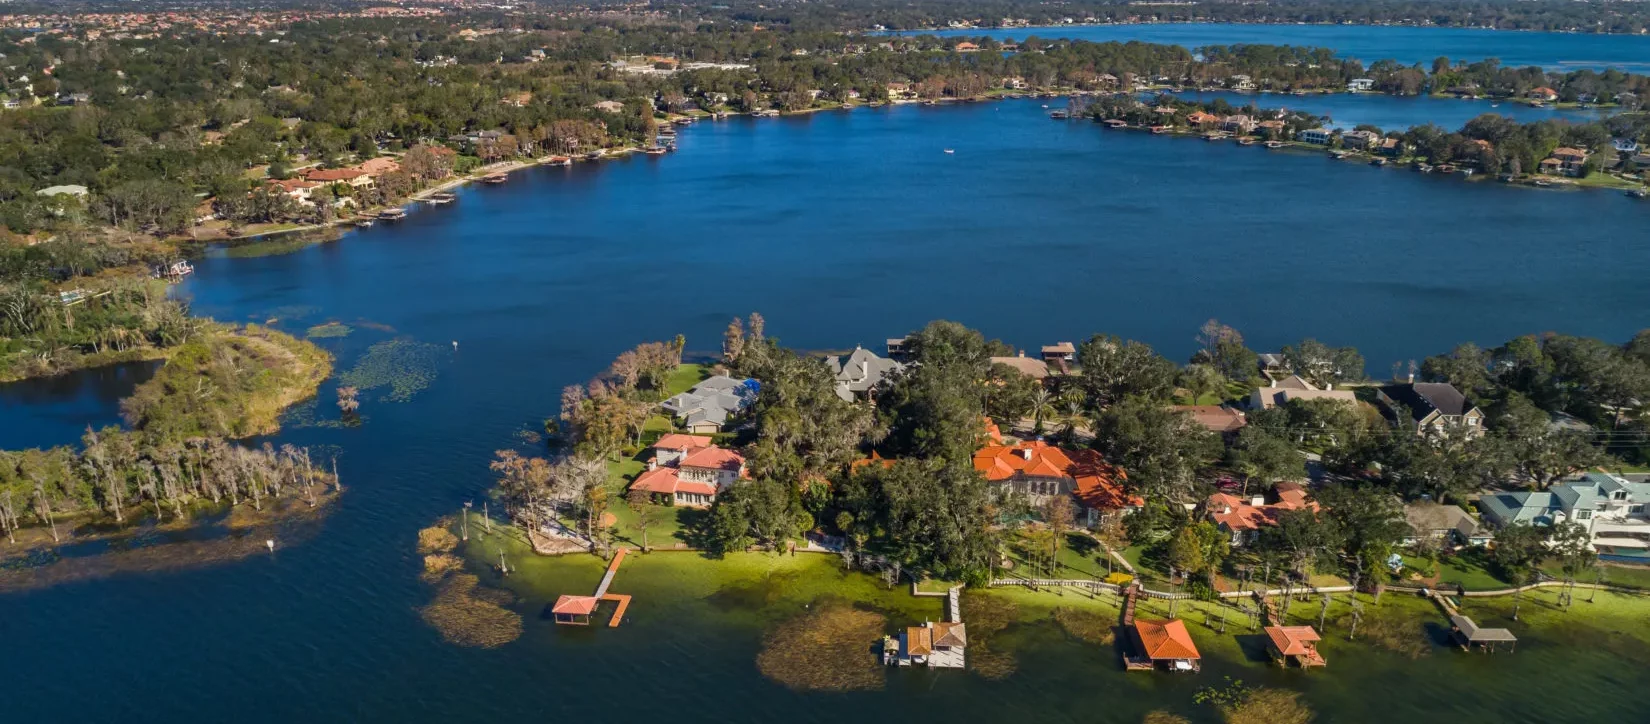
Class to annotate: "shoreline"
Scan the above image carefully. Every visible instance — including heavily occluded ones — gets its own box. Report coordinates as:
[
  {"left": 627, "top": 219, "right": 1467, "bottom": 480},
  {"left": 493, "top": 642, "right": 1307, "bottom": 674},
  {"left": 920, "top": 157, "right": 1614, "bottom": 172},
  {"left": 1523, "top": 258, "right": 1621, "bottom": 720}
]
[{"left": 876, "top": 19, "right": 1647, "bottom": 39}]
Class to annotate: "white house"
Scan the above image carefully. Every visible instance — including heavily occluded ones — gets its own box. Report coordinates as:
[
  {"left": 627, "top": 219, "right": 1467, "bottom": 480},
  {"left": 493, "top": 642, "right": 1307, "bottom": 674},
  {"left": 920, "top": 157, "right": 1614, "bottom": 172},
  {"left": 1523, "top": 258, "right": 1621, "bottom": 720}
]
[
  {"left": 1478, "top": 473, "right": 1650, "bottom": 556},
  {"left": 1299, "top": 128, "right": 1332, "bottom": 145},
  {"left": 1347, "top": 78, "right": 1375, "bottom": 92}
]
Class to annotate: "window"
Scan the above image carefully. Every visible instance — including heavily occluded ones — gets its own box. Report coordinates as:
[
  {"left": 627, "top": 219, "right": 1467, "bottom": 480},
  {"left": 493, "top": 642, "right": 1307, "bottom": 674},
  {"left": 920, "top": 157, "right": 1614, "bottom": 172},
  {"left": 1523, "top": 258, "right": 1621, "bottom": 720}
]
[
  {"left": 1632, "top": 505, "right": 1645, "bottom": 514},
  {"left": 1577, "top": 511, "right": 1592, "bottom": 521},
  {"left": 1614, "top": 491, "right": 1628, "bottom": 501}
]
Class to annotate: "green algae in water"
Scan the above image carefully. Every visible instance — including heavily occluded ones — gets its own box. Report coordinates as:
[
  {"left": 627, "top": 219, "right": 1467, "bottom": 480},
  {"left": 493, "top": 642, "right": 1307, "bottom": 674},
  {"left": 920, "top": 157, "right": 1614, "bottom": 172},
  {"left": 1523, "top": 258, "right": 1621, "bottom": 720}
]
[
  {"left": 305, "top": 322, "right": 353, "bottom": 339},
  {"left": 224, "top": 230, "right": 341, "bottom": 258},
  {"left": 756, "top": 597, "right": 887, "bottom": 692},
  {"left": 338, "top": 340, "right": 446, "bottom": 402}
]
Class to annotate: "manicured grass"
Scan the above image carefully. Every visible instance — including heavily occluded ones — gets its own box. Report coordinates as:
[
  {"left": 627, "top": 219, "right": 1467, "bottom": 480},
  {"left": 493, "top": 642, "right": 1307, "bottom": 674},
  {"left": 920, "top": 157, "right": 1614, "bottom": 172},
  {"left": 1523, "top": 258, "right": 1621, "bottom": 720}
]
[
  {"left": 664, "top": 363, "right": 710, "bottom": 396},
  {"left": 1399, "top": 550, "right": 1509, "bottom": 591},
  {"left": 1541, "top": 560, "right": 1650, "bottom": 591}
]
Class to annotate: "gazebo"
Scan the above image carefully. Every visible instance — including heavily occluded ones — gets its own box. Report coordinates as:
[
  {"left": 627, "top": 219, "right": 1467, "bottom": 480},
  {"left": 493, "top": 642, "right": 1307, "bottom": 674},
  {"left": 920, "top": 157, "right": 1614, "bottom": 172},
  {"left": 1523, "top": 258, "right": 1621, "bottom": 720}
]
[
  {"left": 552, "top": 595, "right": 600, "bottom": 625},
  {"left": 1126, "top": 619, "right": 1201, "bottom": 672},
  {"left": 1264, "top": 625, "right": 1327, "bottom": 667}
]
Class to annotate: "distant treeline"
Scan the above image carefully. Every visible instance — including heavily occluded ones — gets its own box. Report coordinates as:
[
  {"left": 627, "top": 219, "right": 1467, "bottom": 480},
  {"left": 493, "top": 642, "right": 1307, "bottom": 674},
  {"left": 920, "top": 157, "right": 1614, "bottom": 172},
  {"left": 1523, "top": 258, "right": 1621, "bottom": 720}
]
[{"left": 699, "top": 0, "right": 1650, "bottom": 34}]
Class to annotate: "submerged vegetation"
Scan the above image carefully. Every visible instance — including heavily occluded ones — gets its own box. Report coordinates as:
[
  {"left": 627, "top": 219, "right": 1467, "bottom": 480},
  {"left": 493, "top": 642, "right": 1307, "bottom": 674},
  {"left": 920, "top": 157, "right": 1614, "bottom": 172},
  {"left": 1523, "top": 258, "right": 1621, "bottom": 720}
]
[
  {"left": 305, "top": 322, "right": 353, "bottom": 339},
  {"left": 337, "top": 340, "right": 446, "bottom": 402},
  {"left": 416, "top": 523, "right": 522, "bottom": 648},
  {"left": 755, "top": 598, "right": 887, "bottom": 691}
]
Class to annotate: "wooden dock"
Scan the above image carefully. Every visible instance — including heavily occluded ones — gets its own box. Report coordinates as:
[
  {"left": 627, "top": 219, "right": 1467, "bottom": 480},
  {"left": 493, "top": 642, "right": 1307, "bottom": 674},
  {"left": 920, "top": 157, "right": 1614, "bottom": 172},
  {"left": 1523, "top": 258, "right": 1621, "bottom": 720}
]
[
  {"left": 1121, "top": 584, "right": 1140, "bottom": 625},
  {"left": 552, "top": 547, "right": 633, "bottom": 628}
]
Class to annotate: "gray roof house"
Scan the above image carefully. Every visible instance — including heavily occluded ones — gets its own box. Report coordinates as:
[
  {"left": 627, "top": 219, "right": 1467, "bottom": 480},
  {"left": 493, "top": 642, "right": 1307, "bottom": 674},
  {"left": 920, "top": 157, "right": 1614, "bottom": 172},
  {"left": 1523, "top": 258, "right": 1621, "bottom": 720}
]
[
  {"left": 660, "top": 375, "right": 756, "bottom": 433},
  {"left": 825, "top": 346, "right": 903, "bottom": 402},
  {"left": 1377, "top": 382, "right": 1484, "bottom": 438},
  {"left": 1403, "top": 502, "right": 1490, "bottom": 547},
  {"left": 1477, "top": 472, "right": 1650, "bottom": 556}
]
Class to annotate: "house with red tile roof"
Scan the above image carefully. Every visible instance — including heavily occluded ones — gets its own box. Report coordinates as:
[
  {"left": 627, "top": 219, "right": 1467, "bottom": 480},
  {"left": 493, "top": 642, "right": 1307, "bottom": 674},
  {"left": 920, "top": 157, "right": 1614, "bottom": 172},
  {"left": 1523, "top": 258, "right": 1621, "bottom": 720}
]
[
  {"left": 1170, "top": 405, "right": 1246, "bottom": 436},
  {"left": 303, "top": 165, "right": 373, "bottom": 187},
  {"left": 973, "top": 441, "right": 1138, "bottom": 521},
  {"left": 266, "top": 177, "right": 319, "bottom": 205},
  {"left": 356, "top": 156, "right": 401, "bottom": 177},
  {"left": 1528, "top": 86, "right": 1559, "bottom": 102},
  {"left": 630, "top": 439, "right": 745, "bottom": 507},
  {"left": 1203, "top": 481, "right": 1318, "bottom": 546},
  {"left": 1186, "top": 111, "right": 1221, "bottom": 126}
]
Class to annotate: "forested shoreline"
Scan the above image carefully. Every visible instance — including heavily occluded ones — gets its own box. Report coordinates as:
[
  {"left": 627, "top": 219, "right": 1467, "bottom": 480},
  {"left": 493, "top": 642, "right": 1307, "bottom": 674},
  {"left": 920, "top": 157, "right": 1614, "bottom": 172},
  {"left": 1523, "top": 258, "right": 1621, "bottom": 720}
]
[
  {"left": 1, "top": 11, "right": 1648, "bottom": 246},
  {"left": 503, "top": 317, "right": 1649, "bottom": 590}
]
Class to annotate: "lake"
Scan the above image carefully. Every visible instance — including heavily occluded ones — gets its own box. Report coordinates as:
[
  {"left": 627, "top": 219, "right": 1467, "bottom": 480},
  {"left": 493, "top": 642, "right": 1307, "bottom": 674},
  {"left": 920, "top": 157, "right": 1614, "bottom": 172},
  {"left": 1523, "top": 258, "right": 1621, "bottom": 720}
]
[
  {"left": 3, "top": 97, "right": 1650, "bottom": 722},
  {"left": 898, "top": 22, "right": 1650, "bottom": 71},
  {"left": 0, "top": 360, "right": 158, "bottom": 450}
]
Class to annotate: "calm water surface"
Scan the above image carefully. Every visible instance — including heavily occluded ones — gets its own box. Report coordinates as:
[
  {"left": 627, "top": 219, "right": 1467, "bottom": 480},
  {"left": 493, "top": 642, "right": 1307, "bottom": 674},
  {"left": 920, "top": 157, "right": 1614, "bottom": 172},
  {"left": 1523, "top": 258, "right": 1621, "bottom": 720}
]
[
  {"left": 3, "top": 98, "right": 1649, "bottom": 723},
  {"left": 0, "top": 360, "right": 157, "bottom": 449},
  {"left": 902, "top": 23, "right": 1650, "bottom": 70}
]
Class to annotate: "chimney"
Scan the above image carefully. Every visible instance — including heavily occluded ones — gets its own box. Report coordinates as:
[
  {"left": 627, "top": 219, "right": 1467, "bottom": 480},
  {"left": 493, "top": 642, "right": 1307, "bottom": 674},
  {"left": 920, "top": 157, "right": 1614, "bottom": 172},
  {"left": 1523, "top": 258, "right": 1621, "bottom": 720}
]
[
  {"left": 1019, "top": 448, "right": 1033, "bottom": 460},
  {"left": 1408, "top": 372, "right": 1415, "bottom": 383},
  {"left": 1270, "top": 378, "right": 1277, "bottom": 388},
  {"left": 1250, "top": 495, "right": 1265, "bottom": 507},
  {"left": 859, "top": 360, "right": 869, "bottom": 380},
  {"left": 1018, "top": 350, "right": 1026, "bottom": 357},
  {"left": 1326, "top": 382, "right": 1333, "bottom": 390},
  {"left": 647, "top": 459, "right": 658, "bottom": 471}
]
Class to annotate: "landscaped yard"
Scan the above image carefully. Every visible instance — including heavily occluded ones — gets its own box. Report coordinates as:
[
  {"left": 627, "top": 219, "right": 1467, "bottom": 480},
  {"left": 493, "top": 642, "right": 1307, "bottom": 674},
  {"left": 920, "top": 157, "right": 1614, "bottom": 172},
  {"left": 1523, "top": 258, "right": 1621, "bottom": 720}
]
[{"left": 663, "top": 363, "right": 710, "bottom": 397}]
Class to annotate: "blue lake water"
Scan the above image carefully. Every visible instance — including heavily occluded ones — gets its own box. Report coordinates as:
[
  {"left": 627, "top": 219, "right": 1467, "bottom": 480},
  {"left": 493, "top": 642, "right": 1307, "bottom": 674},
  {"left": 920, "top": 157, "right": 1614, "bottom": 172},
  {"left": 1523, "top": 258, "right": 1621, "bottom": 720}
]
[
  {"left": 3, "top": 97, "right": 1650, "bottom": 722},
  {"left": 0, "top": 361, "right": 156, "bottom": 449},
  {"left": 1147, "top": 89, "right": 1611, "bottom": 131},
  {"left": 899, "top": 23, "right": 1650, "bottom": 71}
]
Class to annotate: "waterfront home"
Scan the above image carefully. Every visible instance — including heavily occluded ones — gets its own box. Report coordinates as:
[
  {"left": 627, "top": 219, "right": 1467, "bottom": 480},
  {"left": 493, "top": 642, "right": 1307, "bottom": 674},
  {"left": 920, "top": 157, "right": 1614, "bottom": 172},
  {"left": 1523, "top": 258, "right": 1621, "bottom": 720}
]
[
  {"left": 1256, "top": 119, "right": 1286, "bottom": 137},
  {"left": 1170, "top": 405, "right": 1247, "bottom": 437},
  {"left": 1203, "top": 483, "right": 1318, "bottom": 546},
  {"left": 1376, "top": 382, "right": 1484, "bottom": 438},
  {"left": 267, "top": 177, "right": 320, "bottom": 205},
  {"left": 1002, "top": 76, "right": 1028, "bottom": 90},
  {"left": 1527, "top": 87, "right": 1559, "bottom": 102},
  {"left": 1249, "top": 375, "right": 1357, "bottom": 410},
  {"left": 303, "top": 166, "right": 373, "bottom": 188},
  {"left": 356, "top": 156, "right": 401, "bottom": 177},
  {"left": 1096, "top": 73, "right": 1119, "bottom": 87},
  {"left": 651, "top": 433, "right": 713, "bottom": 466},
  {"left": 1126, "top": 619, "right": 1201, "bottom": 672},
  {"left": 1299, "top": 128, "right": 1332, "bottom": 145},
  {"left": 1264, "top": 625, "right": 1326, "bottom": 667},
  {"left": 955, "top": 41, "right": 980, "bottom": 52},
  {"left": 1478, "top": 472, "right": 1650, "bottom": 556},
  {"left": 1346, "top": 78, "right": 1375, "bottom": 92},
  {"left": 1403, "top": 502, "right": 1490, "bottom": 547},
  {"left": 973, "top": 441, "right": 1137, "bottom": 522},
  {"left": 1613, "top": 138, "right": 1639, "bottom": 155},
  {"left": 660, "top": 375, "right": 757, "bottom": 433},
  {"left": 1378, "top": 137, "right": 1406, "bottom": 156},
  {"left": 990, "top": 352, "right": 1051, "bottom": 380},
  {"left": 1342, "top": 130, "right": 1381, "bottom": 151},
  {"left": 1222, "top": 115, "right": 1256, "bottom": 134},
  {"left": 825, "top": 346, "right": 904, "bottom": 402},
  {"left": 1186, "top": 111, "right": 1221, "bottom": 127},
  {"left": 1540, "top": 147, "right": 1591, "bottom": 177},
  {"left": 630, "top": 444, "right": 745, "bottom": 507},
  {"left": 1228, "top": 74, "right": 1255, "bottom": 91}
]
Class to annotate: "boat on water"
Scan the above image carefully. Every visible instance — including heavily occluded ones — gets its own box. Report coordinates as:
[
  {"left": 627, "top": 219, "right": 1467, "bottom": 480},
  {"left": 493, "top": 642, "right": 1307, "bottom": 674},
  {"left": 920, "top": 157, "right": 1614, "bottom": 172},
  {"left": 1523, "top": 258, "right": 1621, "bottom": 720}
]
[
  {"left": 547, "top": 156, "right": 572, "bottom": 167},
  {"left": 354, "top": 219, "right": 375, "bottom": 228},
  {"left": 1370, "top": 157, "right": 1386, "bottom": 166},
  {"left": 672, "top": 117, "right": 693, "bottom": 125},
  {"left": 426, "top": 192, "right": 456, "bottom": 205},
  {"left": 1627, "top": 188, "right": 1648, "bottom": 198},
  {"left": 644, "top": 147, "right": 667, "bottom": 155},
  {"left": 584, "top": 151, "right": 604, "bottom": 160},
  {"left": 943, "top": 149, "right": 955, "bottom": 154},
  {"left": 482, "top": 174, "right": 507, "bottom": 185},
  {"left": 1436, "top": 163, "right": 1458, "bottom": 174},
  {"left": 1049, "top": 110, "right": 1068, "bottom": 119},
  {"left": 1264, "top": 140, "right": 1284, "bottom": 149},
  {"left": 1534, "top": 179, "right": 1553, "bottom": 187},
  {"left": 378, "top": 208, "right": 407, "bottom": 220}
]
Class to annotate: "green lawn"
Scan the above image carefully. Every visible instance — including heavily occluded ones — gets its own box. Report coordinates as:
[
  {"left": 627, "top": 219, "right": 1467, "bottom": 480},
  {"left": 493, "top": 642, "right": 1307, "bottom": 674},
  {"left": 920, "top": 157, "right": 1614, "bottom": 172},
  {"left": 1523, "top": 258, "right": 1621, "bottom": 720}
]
[
  {"left": 664, "top": 363, "right": 710, "bottom": 396},
  {"left": 1399, "top": 550, "right": 1509, "bottom": 591},
  {"left": 1541, "top": 560, "right": 1650, "bottom": 591}
]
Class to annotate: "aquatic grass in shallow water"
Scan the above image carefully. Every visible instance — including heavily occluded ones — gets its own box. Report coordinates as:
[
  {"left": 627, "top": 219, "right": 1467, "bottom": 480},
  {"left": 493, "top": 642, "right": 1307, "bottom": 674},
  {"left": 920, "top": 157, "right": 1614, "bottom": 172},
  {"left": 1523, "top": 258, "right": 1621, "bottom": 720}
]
[
  {"left": 1053, "top": 606, "right": 1117, "bottom": 645},
  {"left": 960, "top": 591, "right": 1020, "bottom": 679},
  {"left": 305, "top": 322, "right": 353, "bottom": 339},
  {"left": 420, "top": 573, "right": 524, "bottom": 648},
  {"left": 755, "top": 598, "right": 887, "bottom": 692},
  {"left": 337, "top": 340, "right": 446, "bottom": 402}
]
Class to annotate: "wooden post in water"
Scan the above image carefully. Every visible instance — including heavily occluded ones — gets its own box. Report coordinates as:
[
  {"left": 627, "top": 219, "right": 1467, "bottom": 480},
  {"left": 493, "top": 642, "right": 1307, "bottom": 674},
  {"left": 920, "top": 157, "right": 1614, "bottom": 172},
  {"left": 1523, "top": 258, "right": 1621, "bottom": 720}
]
[
  {"left": 461, "top": 501, "right": 471, "bottom": 541},
  {"left": 484, "top": 502, "right": 492, "bottom": 534}
]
